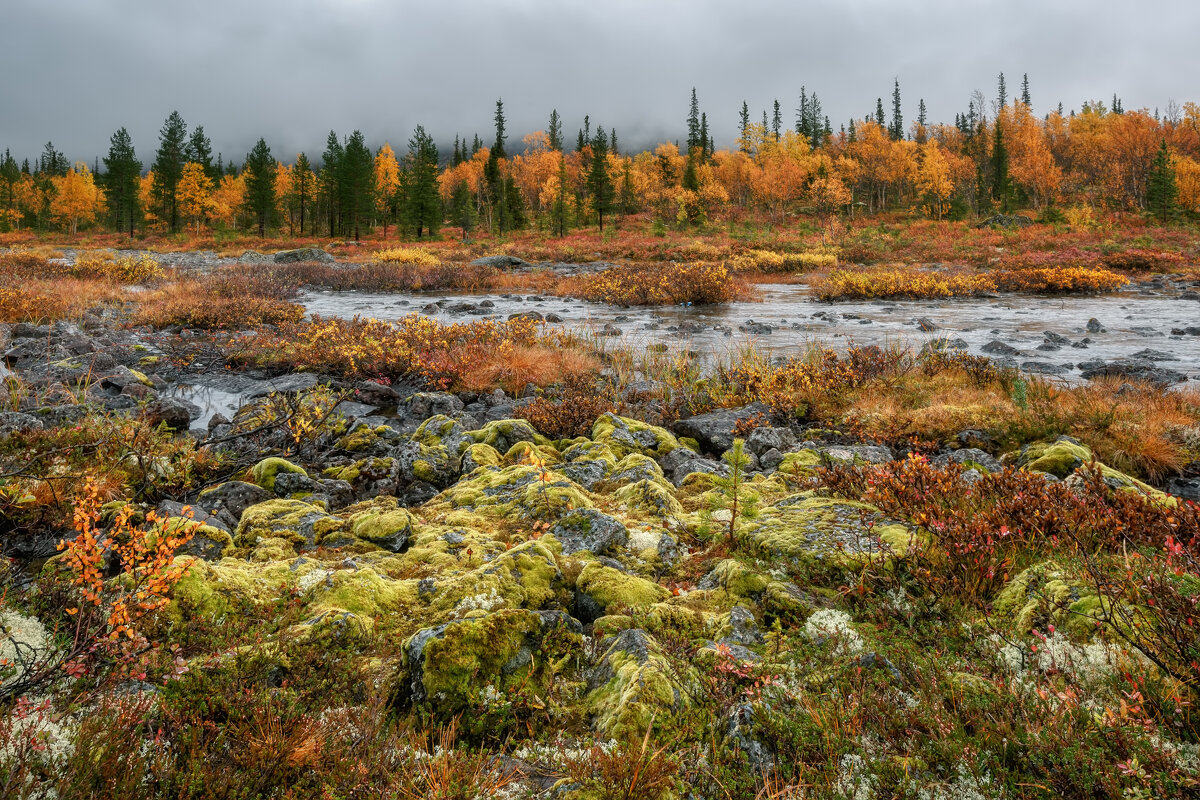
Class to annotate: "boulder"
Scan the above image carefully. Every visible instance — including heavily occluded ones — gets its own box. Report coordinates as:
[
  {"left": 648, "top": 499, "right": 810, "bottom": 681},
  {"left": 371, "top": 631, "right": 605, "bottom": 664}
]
[
  {"left": 471, "top": 255, "right": 531, "bottom": 269},
  {"left": 141, "top": 398, "right": 194, "bottom": 431},
  {"left": 273, "top": 247, "right": 335, "bottom": 264},
  {"left": 547, "top": 509, "right": 628, "bottom": 555},
  {"left": 672, "top": 403, "right": 769, "bottom": 454},
  {"left": 1079, "top": 359, "right": 1188, "bottom": 386}
]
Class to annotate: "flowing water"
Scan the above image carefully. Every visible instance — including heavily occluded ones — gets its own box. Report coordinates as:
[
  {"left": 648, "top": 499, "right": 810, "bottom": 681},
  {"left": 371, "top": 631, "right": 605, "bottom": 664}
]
[{"left": 300, "top": 284, "right": 1200, "bottom": 382}]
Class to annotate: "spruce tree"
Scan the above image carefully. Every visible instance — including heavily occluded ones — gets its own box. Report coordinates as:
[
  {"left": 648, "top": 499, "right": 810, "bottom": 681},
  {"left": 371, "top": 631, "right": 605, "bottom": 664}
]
[
  {"left": 687, "top": 88, "right": 701, "bottom": 152},
  {"left": 875, "top": 98, "right": 886, "bottom": 127},
  {"left": 321, "top": 131, "right": 343, "bottom": 236},
  {"left": 293, "top": 152, "right": 314, "bottom": 234},
  {"left": 243, "top": 138, "right": 276, "bottom": 237},
  {"left": 586, "top": 127, "right": 614, "bottom": 232},
  {"left": 550, "top": 152, "right": 570, "bottom": 237},
  {"left": 997, "top": 73, "right": 1008, "bottom": 110},
  {"left": 485, "top": 99, "right": 508, "bottom": 233},
  {"left": 1145, "top": 138, "right": 1178, "bottom": 222},
  {"left": 991, "top": 121, "right": 1012, "bottom": 212},
  {"left": 39, "top": 142, "right": 68, "bottom": 177},
  {"left": 151, "top": 111, "right": 188, "bottom": 231},
  {"left": 187, "top": 126, "right": 217, "bottom": 182},
  {"left": 548, "top": 109, "right": 563, "bottom": 151},
  {"left": 341, "top": 130, "right": 375, "bottom": 241},
  {"left": 0, "top": 149, "right": 19, "bottom": 231},
  {"left": 890, "top": 79, "right": 903, "bottom": 140},
  {"left": 402, "top": 124, "right": 441, "bottom": 238},
  {"left": 1021, "top": 73, "right": 1031, "bottom": 107},
  {"left": 610, "top": 128, "right": 619, "bottom": 156},
  {"left": 102, "top": 127, "right": 141, "bottom": 238},
  {"left": 576, "top": 129, "right": 586, "bottom": 153},
  {"left": 699, "top": 113, "right": 710, "bottom": 160},
  {"left": 739, "top": 101, "right": 750, "bottom": 151},
  {"left": 449, "top": 179, "right": 475, "bottom": 240},
  {"left": 772, "top": 99, "right": 782, "bottom": 140}
]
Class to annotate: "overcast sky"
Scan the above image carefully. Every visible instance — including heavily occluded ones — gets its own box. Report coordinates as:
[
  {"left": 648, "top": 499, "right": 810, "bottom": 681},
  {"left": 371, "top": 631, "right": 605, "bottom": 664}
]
[{"left": 3, "top": 0, "right": 1198, "bottom": 167}]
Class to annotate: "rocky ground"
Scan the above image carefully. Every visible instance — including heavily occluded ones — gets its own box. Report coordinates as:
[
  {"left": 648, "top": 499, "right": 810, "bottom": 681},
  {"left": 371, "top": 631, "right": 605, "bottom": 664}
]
[{"left": 1, "top": 256, "right": 1199, "bottom": 797}]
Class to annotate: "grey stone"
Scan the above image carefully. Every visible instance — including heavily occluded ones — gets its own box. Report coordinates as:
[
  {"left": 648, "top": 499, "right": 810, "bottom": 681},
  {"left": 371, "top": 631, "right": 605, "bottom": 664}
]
[
  {"left": 673, "top": 402, "right": 769, "bottom": 454},
  {"left": 548, "top": 509, "right": 628, "bottom": 555},
  {"left": 273, "top": 247, "right": 335, "bottom": 264}
]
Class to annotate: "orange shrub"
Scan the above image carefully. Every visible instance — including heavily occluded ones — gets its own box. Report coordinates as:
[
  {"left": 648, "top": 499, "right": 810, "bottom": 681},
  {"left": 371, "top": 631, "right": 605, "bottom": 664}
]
[
  {"left": 991, "top": 265, "right": 1129, "bottom": 293},
  {"left": 810, "top": 266, "right": 995, "bottom": 300},
  {"left": 568, "top": 262, "right": 738, "bottom": 306}
]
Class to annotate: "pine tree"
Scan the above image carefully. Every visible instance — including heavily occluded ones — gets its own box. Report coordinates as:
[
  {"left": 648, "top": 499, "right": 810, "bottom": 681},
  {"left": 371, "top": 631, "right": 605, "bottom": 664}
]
[
  {"left": 772, "top": 99, "right": 782, "bottom": 140},
  {"left": 402, "top": 124, "right": 441, "bottom": 238},
  {"left": 152, "top": 111, "right": 188, "bottom": 232},
  {"left": 1021, "top": 73, "right": 1031, "bottom": 107},
  {"left": 761, "top": 110, "right": 769, "bottom": 137},
  {"left": 610, "top": 127, "right": 619, "bottom": 156},
  {"left": 848, "top": 118, "right": 857, "bottom": 144},
  {"left": 452, "top": 135, "right": 463, "bottom": 166},
  {"left": 699, "top": 113, "right": 710, "bottom": 160},
  {"left": 187, "top": 126, "right": 217, "bottom": 183},
  {"left": 739, "top": 101, "right": 750, "bottom": 152},
  {"left": 102, "top": 127, "right": 141, "bottom": 238},
  {"left": 587, "top": 127, "right": 614, "bottom": 232},
  {"left": 548, "top": 109, "right": 563, "bottom": 151},
  {"left": 687, "top": 88, "right": 701, "bottom": 152},
  {"left": 890, "top": 79, "right": 904, "bottom": 140},
  {"left": 1145, "top": 138, "right": 1178, "bottom": 222},
  {"left": 293, "top": 152, "right": 314, "bottom": 235},
  {"left": 619, "top": 162, "right": 637, "bottom": 215},
  {"left": 576, "top": 129, "right": 586, "bottom": 153},
  {"left": 875, "top": 98, "right": 886, "bottom": 127},
  {"left": 243, "top": 138, "right": 276, "bottom": 237},
  {"left": 341, "top": 130, "right": 375, "bottom": 241},
  {"left": 997, "top": 73, "right": 1008, "bottom": 110},
  {"left": 584, "top": 115, "right": 591, "bottom": 142}
]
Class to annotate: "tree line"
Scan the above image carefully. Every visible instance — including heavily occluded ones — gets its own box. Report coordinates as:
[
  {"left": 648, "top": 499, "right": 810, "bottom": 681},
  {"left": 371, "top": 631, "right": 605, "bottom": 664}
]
[{"left": 2, "top": 74, "right": 1197, "bottom": 239}]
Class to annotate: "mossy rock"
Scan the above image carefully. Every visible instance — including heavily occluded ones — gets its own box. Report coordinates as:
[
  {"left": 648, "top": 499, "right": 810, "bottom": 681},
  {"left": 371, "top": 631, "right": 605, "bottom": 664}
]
[
  {"left": 248, "top": 457, "right": 308, "bottom": 492},
  {"left": 235, "top": 498, "right": 343, "bottom": 550},
  {"left": 402, "top": 608, "right": 582, "bottom": 713},
  {"left": 334, "top": 423, "right": 400, "bottom": 455},
  {"left": 591, "top": 413, "right": 682, "bottom": 460},
  {"left": 1018, "top": 438, "right": 1160, "bottom": 497},
  {"left": 461, "top": 442, "right": 501, "bottom": 472},
  {"left": 699, "top": 559, "right": 771, "bottom": 597},
  {"left": 346, "top": 497, "right": 417, "bottom": 552},
  {"left": 468, "top": 419, "right": 551, "bottom": 453},
  {"left": 503, "top": 440, "right": 562, "bottom": 466},
  {"left": 587, "top": 628, "right": 691, "bottom": 741},
  {"left": 614, "top": 479, "right": 684, "bottom": 519},
  {"left": 306, "top": 567, "right": 422, "bottom": 625},
  {"left": 740, "top": 496, "right": 911, "bottom": 562},
  {"left": 172, "top": 521, "right": 234, "bottom": 561},
  {"left": 427, "top": 463, "right": 594, "bottom": 523},
  {"left": 430, "top": 538, "right": 567, "bottom": 615},
  {"left": 992, "top": 561, "right": 1108, "bottom": 640},
  {"left": 601, "top": 453, "right": 667, "bottom": 490},
  {"left": 576, "top": 562, "right": 670, "bottom": 619},
  {"left": 561, "top": 440, "right": 620, "bottom": 468}
]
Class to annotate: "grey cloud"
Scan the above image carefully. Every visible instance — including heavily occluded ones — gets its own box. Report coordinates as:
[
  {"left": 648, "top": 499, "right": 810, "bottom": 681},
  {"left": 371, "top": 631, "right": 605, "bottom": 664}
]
[{"left": 2, "top": 0, "right": 1197, "bottom": 165}]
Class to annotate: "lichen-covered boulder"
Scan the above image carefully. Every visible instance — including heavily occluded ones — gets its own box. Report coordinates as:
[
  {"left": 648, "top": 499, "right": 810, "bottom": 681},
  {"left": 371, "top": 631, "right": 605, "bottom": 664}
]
[
  {"left": 430, "top": 539, "right": 566, "bottom": 615},
  {"left": 587, "top": 628, "right": 690, "bottom": 740},
  {"left": 393, "top": 414, "right": 473, "bottom": 489},
  {"left": 248, "top": 457, "right": 308, "bottom": 493},
  {"left": 602, "top": 453, "right": 667, "bottom": 490},
  {"left": 397, "top": 391, "right": 465, "bottom": 429},
  {"left": 591, "top": 414, "right": 682, "bottom": 460},
  {"left": 575, "top": 562, "right": 670, "bottom": 622},
  {"left": 334, "top": 422, "right": 403, "bottom": 456},
  {"left": 547, "top": 509, "right": 628, "bottom": 555},
  {"left": 173, "top": 523, "right": 234, "bottom": 561},
  {"left": 460, "top": 442, "right": 501, "bottom": 473},
  {"left": 402, "top": 608, "right": 582, "bottom": 712},
  {"left": 1018, "top": 437, "right": 1094, "bottom": 479}
]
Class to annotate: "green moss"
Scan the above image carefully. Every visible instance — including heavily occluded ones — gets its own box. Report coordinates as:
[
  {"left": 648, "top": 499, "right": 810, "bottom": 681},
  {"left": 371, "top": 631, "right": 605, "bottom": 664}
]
[
  {"left": 335, "top": 425, "right": 391, "bottom": 453},
  {"left": 248, "top": 457, "right": 307, "bottom": 492},
  {"left": 347, "top": 500, "right": 417, "bottom": 551},
  {"left": 431, "top": 539, "right": 565, "bottom": 614},
  {"left": 576, "top": 562, "right": 670, "bottom": 614},
  {"left": 503, "top": 440, "right": 562, "bottom": 465},
  {"left": 561, "top": 440, "right": 620, "bottom": 467},
  {"left": 308, "top": 567, "right": 422, "bottom": 622},
  {"left": 993, "top": 561, "right": 1105, "bottom": 638},
  {"left": 702, "top": 559, "right": 770, "bottom": 597},
  {"left": 128, "top": 368, "right": 153, "bottom": 387}
]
